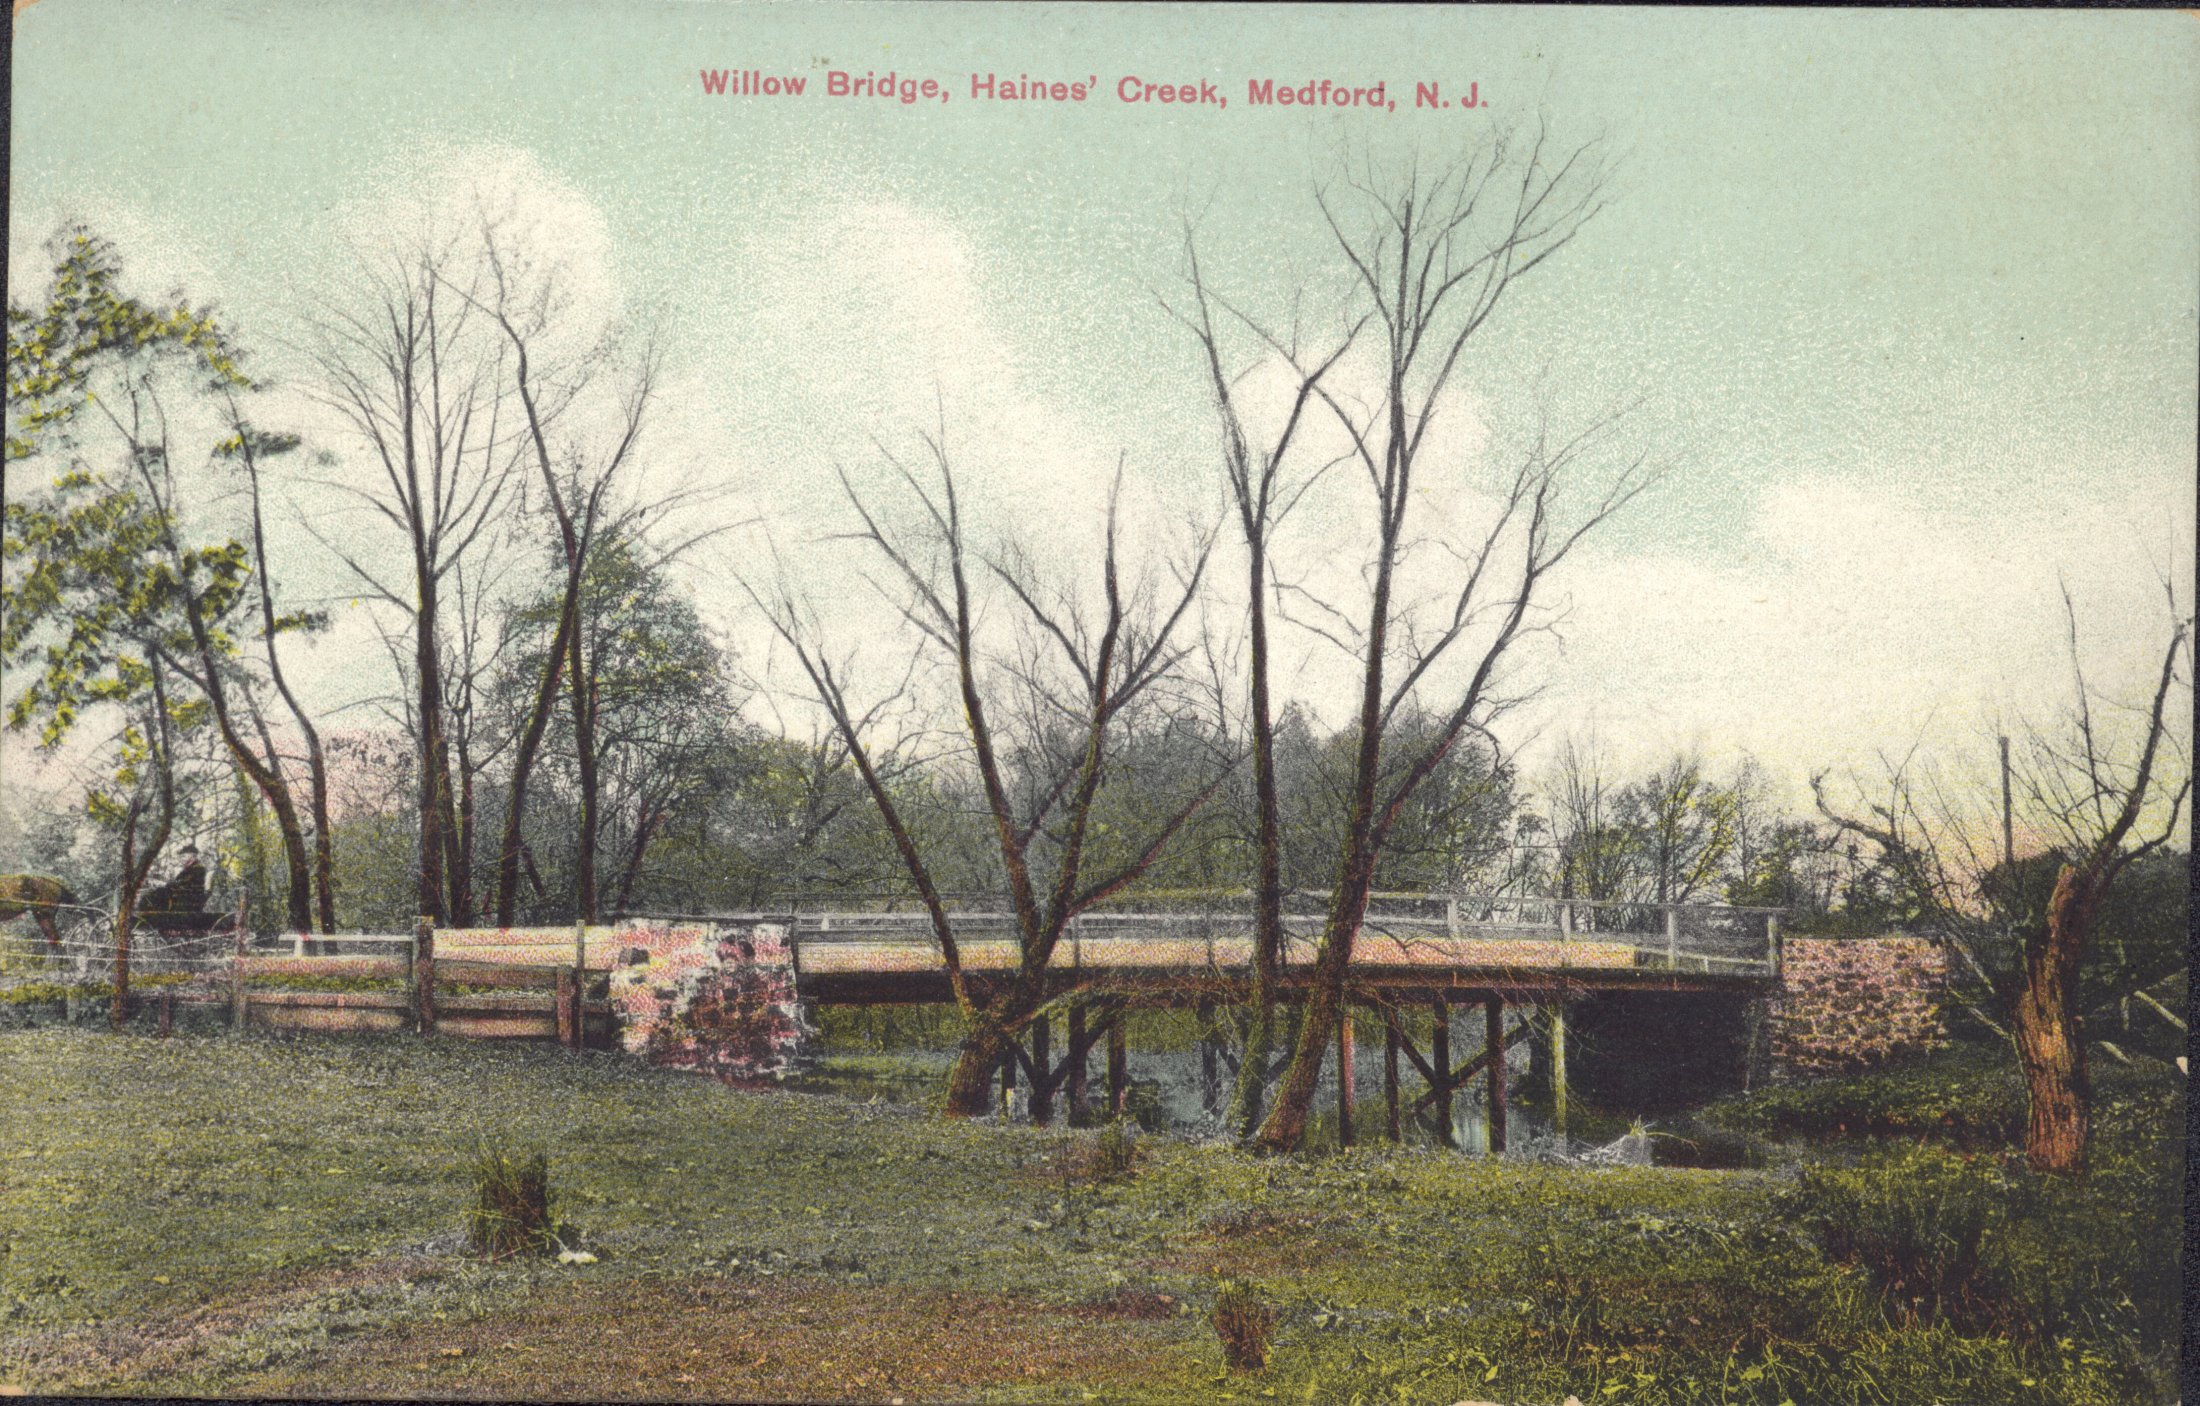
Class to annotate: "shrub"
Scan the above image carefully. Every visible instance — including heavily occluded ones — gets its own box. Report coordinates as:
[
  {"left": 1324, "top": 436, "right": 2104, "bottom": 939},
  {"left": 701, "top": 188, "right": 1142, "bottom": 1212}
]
[
  {"left": 1787, "top": 1128, "right": 2182, "bottom": 1357},
  {"left": 465, "top": 1147, "right": 555, "bottom": 1260},
  {"left": 1093, "top": 1118, "right": 1137, "bottom": 1180},
  {"left": 1788, "top": 1144, "right": 2014, "bottom": 1327},
  {"left": 1211, "top": 1278, "right": 1274, "bottom": 1372}
]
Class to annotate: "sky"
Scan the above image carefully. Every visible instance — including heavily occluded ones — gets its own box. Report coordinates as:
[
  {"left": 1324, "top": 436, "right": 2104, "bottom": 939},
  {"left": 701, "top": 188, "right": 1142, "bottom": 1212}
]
[{"left": 6, "top": 1, "right": 2196, "bottom": 826}]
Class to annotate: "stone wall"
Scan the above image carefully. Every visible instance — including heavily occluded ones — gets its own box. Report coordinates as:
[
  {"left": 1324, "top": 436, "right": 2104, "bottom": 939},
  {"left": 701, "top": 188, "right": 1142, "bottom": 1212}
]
[
  {"left": 1768, "top": 936, "right": 1949, "bottom": 1077},
  {"left": 607, "top": 923, "right": 813, "bottom": 1082}
]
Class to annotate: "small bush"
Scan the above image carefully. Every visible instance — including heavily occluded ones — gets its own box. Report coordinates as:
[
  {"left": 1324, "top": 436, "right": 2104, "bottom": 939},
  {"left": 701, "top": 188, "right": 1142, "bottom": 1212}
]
[
  {"left": 1786, "top": 1129, "right": 2182, "bottom": 1358},
  {"left": 1211, "top": 1278, "right": 1274, "bottom": 1372},
  {"left": 1093, "top": 1118, "right": 1137, "bottom": 1180},
  {"left": 1788, "top": 1144, "right": 2014, "bottom": 1327},
  {"left": 465, "top": 1147, "right": 555, "bottom": 1260}
]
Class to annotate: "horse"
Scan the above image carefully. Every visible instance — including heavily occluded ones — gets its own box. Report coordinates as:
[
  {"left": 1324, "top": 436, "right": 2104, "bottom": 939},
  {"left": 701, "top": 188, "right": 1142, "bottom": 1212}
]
[{"left": 0, "top": 874, "right": 80, "bottom": 951}]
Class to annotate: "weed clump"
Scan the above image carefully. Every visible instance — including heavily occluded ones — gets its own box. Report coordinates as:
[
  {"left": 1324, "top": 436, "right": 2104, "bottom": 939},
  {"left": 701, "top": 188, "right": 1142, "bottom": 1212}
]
[
  {"left": 465, "top": 1147, "right": 555, "bottom": 1260},
  {"left": 1211, "top": 1278, "right": 1274, "bottom": 1372}
]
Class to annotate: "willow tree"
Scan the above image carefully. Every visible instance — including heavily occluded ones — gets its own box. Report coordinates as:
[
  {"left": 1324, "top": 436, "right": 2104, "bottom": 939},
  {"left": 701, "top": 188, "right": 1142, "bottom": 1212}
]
[
  {"left": 755, "top": 436, "right": 1231, "bottom": 1115},
  {"left": 1248, "top": 133, "right": 1646, "bottom": 1152},
  {"left": 5, "top": 232, "right": 253, "bottom": 1020}
]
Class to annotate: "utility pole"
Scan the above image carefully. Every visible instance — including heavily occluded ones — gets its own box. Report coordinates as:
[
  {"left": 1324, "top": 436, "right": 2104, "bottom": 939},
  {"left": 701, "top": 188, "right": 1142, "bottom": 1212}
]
[{"left": 1999, "top": 734, "right": 2015, "bottom": 870}]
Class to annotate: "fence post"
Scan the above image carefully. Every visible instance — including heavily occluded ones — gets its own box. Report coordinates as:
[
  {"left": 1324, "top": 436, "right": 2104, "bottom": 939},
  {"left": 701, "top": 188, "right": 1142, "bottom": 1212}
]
[
  {"left": 1446, "top": 897, "right": 1459, "bottom": 940},
  {"left": 292, "top": 927, "right": 305, "bottom": 959},
  {"left": 555, "top": 967, "right": 577, "bottom": 1048},
  {"left": 229, "top": 891, "right": 251, "bottom": 1033},
  {"left": 157, "top": 989, "right": 174, "bottom": 1039},
  {"left": 1665, "top": 906, "right": 1680, "bottom": 969},
  {"left": 571, "top": 920, "right": 588, "bottom": 1052},
  {"left": 414, "top": 916, "right": 437, "bottom": 1035},
  {"left": 1766, "top": 912, "right": 1782, "bottom": 976}
]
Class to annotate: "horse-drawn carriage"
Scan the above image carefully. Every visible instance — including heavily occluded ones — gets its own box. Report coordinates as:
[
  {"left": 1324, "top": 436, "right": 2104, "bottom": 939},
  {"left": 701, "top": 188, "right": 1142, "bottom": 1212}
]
[{"left": 1, "top": 855, "right": 238, "bottom": 976}]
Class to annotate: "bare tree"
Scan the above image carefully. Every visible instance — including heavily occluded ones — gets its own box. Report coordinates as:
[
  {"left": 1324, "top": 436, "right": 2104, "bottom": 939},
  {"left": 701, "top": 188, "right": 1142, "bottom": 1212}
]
[
  {"left": 1817, "top": 590, "right": 2190, "bottom": 1175},
  {"left": 1162, "top": 227, "right": 1362, "bottom": 1137},
  {"left": 304, "top": 230, "right": 520, "bottom": 924},
  {"left": 219, "top": 394, "right": 339, "bottom": 933},
  {"left": 1246, "top": 132, "right": 1645, "bottom": 1152},
  {"left": 456, "top": 216, "right": 666, "bottom": 925},
  {"left": 752, "top": 434, "right": 1230, "bottom": 1116}
]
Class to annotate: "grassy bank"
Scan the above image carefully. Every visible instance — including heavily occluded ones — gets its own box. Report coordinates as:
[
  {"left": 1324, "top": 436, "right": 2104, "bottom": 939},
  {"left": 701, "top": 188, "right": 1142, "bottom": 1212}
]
[{"left": 0, "top": 1027, "right": 2177, "bottom": 1403}]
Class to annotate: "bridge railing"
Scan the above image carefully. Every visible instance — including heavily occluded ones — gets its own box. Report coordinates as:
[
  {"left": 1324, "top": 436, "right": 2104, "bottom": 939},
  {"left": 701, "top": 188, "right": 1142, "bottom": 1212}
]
[{"left": 628, "top": 893, "right": 1783, "bottom": 978}]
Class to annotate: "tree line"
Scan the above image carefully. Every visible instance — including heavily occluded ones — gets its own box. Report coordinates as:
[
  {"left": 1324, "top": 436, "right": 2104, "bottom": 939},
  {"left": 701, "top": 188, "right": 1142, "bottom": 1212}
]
[{"left": 4, "top": 134, "right": 2187, "bottom": 1167}]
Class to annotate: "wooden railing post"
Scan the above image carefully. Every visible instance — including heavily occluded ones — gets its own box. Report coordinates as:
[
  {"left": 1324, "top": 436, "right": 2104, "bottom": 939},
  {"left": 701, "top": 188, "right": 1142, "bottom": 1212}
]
[
  {"left": 1766, "top": 912, "right": 1782, "bottom": 976},
  {"left": 413, "top": 916, "right": 437, "bottom": 1035},
  {"left": 1665, "top": 906, "right": 1681, "bottom": 969}
]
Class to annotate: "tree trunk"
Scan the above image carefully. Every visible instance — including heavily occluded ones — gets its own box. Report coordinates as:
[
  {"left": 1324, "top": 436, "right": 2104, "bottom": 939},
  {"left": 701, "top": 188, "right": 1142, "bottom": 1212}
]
[
  {"left": 416, "top": 574, "right": 450, "bottom": 924},
  {"left": 569, "top": 607, "right": 600, "bottom": 923},
  {"left": 2017, "top": 863, "right": 2094, "bottom": 1176},
  {"left": 1228, "top": 532, "right": 1287, "bottom": 1138},
  {"left": 943, "top": 1020, "right": 1011, "bottom": 1117},
  {"left": 449, "top": 728, "right": 477, "bottom": 927},
  {"left": 493, "top": 584, "right": 577, "bottom": 924}
]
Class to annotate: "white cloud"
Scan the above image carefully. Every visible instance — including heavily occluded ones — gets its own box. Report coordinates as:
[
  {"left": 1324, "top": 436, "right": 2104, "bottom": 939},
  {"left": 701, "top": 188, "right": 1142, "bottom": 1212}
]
[{"left": 1536, "top": 468, "right": 2195, "bottom": 777}]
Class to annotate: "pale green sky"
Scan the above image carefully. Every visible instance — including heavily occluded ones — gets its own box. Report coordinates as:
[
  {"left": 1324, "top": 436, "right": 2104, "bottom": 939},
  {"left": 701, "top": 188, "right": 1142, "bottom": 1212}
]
[{"left": 7, "top": 1, "right": 2197, "bottom": 790}]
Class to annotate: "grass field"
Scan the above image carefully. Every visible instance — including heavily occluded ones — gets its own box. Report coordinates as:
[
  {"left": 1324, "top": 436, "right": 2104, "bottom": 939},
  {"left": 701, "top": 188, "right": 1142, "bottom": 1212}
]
[{"left": 0, "top": 1023, "right": 2178, "bottom": 1404}]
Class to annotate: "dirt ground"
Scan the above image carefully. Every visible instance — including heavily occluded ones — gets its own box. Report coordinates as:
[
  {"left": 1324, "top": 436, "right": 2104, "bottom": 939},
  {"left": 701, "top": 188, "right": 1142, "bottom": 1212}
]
[{"left": 246, "top": 1273, "right": 1204, "bottom": 1402}]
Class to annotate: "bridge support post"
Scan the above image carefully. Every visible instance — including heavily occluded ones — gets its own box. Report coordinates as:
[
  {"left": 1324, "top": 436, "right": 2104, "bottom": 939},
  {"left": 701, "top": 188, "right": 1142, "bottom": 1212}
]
[
  {"left": 1067, "top": 1004, "right": 1088, "bottom": 1125},
  {"left": 1484, "top": 996, "right": 1507, "bottom": 1157},
  {"left": 1549, "top": 1001, "right": 1568, "bottom": 1144},
  {"left": 1431, "top": 999, "right": 1454, "bottom": 1148},
  {"left": 1197, "top": 999, "right": 1219, "bottom": 1115},
  {"left": 1336, "top": 1006, "right": 1355, "bottom": 1148},
  {"left": 1384, "top": 1012, "right": 1401, "bottom": 1142},
  {"left": 1030, "top": 1015, "right": 1053, "bottom": 1125},
  {"left": 1107, "top": 1015, "right": 1128, "bottom": 1120}
]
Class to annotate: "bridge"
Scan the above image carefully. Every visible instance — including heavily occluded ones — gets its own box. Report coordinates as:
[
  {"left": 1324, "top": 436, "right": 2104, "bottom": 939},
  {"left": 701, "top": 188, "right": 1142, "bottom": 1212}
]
[
  {"left": 646, "top": 892, "right": 1785, "bottom": 1005},
  {"left": 636, "top": 892, "right": 1784, "bottom": 1151}
]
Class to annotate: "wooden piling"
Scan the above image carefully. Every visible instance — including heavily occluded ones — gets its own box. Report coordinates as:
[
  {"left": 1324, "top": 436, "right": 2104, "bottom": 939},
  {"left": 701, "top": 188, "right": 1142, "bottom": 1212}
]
[
  {"left": 413, "top": 916, "right": 437, "bottom": 1036},
  {"left": 1030, "top": 1015, "right": 1053, "bottom": 1125},
  {"left": 1549, "top": 1002, "right": 1568, "bottom": 1142},
  {"left": 1107, "top": 1016, "right": 1127, "bottom": 1119},
  {"left": 1485, "top": 996, "right": 1506, "bottom": 1156},
  {"left": 1197, "top": 998, "right": 1219, "bottom": 1115},
  {"left": 1336, "top": 1006, "right": 1356, "bottom": 1148},
  {"left": 1384, "top": 1015, "right": 1401, "bottom": 1142},
  {"left": 1068, "top": 1004, "right": 1088, "bottom": 1124},
  {"left": 1431, "top": 999, "right": 1454, "bottom": 1148}
]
